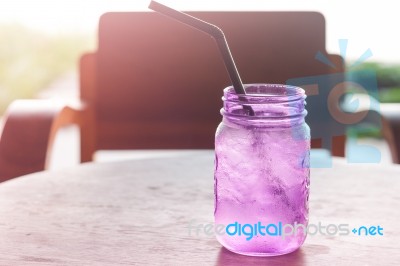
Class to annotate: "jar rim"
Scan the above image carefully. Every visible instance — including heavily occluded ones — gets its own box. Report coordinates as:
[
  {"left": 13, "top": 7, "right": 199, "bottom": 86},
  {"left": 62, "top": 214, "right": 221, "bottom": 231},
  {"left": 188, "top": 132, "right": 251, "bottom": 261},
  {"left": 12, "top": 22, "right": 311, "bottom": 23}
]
[
  {"left": 221, "top": 83, "right": 307, "bottom": 125},
  {"left": 224, "top": 84, "right": 305, "bottom": 103}
]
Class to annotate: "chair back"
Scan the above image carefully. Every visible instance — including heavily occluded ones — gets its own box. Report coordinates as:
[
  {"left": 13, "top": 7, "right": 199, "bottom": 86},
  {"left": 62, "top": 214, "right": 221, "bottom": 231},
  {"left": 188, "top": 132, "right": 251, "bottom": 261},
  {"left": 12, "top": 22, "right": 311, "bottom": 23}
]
[{"left": 80, "top": 11, "right": 345, "bottom": 159}]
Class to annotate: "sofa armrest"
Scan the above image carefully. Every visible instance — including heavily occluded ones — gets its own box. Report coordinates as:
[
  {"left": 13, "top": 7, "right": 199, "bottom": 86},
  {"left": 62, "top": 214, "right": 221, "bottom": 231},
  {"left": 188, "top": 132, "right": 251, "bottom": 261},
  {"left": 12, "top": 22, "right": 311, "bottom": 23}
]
[{"left": 0, "top": 100, "right": 87, "bottom": 182}]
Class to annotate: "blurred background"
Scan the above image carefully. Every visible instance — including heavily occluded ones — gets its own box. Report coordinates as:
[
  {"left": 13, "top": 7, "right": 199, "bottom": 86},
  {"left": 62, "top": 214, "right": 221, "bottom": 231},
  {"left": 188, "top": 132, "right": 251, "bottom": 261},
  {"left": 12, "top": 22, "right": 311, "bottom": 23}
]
[{"left": 0, "top": 0, "right": 398, "bottom": 166}]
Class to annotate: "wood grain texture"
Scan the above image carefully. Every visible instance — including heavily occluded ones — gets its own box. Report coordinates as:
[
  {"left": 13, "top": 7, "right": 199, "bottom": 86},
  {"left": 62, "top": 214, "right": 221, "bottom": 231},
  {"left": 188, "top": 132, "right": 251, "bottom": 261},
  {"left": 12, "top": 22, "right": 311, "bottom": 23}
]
[{"left": 0, "top": 151, "right": 399, "bottom": 265}]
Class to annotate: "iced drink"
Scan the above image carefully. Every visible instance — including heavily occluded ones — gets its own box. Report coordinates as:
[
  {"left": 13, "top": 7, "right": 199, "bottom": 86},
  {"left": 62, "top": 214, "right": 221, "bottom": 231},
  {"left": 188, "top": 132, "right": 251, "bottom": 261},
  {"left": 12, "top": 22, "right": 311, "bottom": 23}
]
[{"left": 214, "top": 84, "right": 310, "bottom": 256}]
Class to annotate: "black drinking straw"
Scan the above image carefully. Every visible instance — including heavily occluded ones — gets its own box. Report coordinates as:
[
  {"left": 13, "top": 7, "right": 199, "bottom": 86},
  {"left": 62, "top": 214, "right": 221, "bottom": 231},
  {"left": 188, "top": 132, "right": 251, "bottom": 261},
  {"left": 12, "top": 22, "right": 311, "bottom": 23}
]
[{"left": 148, "top": 0, "right": 246, "bottom": 95}]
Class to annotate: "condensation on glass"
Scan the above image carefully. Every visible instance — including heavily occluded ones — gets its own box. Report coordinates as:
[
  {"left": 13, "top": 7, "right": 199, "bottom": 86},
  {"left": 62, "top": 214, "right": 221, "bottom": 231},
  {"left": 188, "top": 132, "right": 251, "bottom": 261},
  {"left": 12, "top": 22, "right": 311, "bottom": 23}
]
[{"left": 214, "top": 84, "right": 310, "bottom": 256}]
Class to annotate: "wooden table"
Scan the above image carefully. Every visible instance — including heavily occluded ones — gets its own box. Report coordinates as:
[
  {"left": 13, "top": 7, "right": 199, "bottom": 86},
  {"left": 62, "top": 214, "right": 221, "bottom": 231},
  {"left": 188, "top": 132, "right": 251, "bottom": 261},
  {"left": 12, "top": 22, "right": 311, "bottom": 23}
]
[{"left": 0, "top": 151, "right": 399, "bottom": 265}]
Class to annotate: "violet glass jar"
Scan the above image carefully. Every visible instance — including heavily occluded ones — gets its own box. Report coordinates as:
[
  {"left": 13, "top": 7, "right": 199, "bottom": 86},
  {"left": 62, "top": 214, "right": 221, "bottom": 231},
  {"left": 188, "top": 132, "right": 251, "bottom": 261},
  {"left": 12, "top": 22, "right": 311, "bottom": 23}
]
[{"left": 214, "top": 84, "right": 310, "bottom": 256}]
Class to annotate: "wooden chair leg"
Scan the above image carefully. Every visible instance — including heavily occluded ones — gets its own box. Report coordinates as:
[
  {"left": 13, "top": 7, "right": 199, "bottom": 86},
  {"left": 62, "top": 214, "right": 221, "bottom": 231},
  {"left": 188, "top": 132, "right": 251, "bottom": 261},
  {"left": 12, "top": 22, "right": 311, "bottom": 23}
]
[
  {"left": 380, "top": 103, "right": 400, "bottom": 164},
  {"left": 79, "top": 53, "right": 97, "bottom": 162}
]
